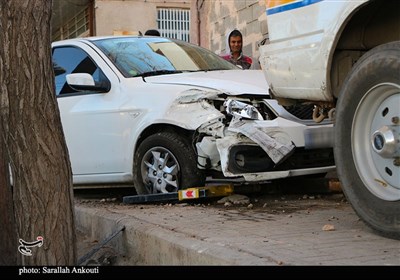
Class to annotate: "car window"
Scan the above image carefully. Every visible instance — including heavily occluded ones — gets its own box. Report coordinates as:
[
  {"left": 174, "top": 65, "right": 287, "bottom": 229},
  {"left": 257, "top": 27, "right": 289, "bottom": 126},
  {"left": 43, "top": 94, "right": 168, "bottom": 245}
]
[
  {"left": 52, "top": 46, "right": 109, "bottom": 95},
  {"left": 92, "top": 37, "right": 238, "bottom": 78}
]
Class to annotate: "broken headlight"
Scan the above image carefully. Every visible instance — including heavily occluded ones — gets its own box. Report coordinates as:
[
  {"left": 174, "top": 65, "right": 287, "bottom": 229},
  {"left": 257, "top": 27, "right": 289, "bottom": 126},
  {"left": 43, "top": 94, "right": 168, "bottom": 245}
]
[{"left": 224, "top": 99, "right": 263, "bottom": 120}]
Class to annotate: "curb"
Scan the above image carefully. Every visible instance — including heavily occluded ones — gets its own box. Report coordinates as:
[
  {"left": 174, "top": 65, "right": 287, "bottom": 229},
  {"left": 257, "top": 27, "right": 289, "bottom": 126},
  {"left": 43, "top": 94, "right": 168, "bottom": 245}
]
[{"left": 74, "top": 205, "right": 275, "bottom": 265}]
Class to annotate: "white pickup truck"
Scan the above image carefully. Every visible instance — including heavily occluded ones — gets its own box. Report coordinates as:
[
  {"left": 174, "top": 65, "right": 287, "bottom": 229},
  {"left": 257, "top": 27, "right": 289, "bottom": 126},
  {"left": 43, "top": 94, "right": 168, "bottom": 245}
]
[{"left": 260, "top": 0, "right": 399, "bottom": 239}]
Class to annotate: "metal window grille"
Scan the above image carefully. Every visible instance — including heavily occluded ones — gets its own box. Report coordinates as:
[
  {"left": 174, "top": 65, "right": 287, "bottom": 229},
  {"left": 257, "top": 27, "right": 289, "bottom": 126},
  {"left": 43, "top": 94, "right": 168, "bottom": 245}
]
[
  {"left": 52, "top": 8, "right": 89, "bottom": 41},
  {"left": 157, "top": 8, "right": 190, "bottom": 42}
]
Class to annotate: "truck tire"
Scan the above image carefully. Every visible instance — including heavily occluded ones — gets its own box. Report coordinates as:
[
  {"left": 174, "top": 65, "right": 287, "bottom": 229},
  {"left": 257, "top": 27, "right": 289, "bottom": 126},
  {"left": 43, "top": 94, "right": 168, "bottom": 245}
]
[
  {"left": 335, "top": 41, "right": 400, "bottom": 239},
  {"left": 133, "top": 131, "right": 206, "bottom": 195}
]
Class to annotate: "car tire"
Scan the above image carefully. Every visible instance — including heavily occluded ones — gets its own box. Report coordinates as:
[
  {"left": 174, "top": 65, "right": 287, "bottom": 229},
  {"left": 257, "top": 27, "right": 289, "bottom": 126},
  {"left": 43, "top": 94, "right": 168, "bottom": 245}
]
[
  {"left": 334, "top": 41, "right": 400, "bottom": 239},
  {"left": 133, "top": 131, "right": 206, "bottom": 195}
]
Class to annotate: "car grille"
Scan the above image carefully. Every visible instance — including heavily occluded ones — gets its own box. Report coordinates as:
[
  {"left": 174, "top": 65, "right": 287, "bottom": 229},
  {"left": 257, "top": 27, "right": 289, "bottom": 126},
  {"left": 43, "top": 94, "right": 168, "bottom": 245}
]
[
  {"left": 275, "top": 148, "right": 335, "bottom": 170},
  {"left": 284, "top": 104, "right": 314, "bottom": 120},
  {"left": 228, "top": 146, "right": 334, "bottom": 174}
]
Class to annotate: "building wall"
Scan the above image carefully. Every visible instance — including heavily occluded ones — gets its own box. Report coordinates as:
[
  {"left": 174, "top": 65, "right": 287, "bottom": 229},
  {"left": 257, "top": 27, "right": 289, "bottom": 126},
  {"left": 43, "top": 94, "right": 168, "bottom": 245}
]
[
  {"left": 94, "top": 0, "right": 190, "bottom": 36},
  {"left": 56, "top": 0, "right": 268, "bottom": 69},
  {"left": 196, "top": 0, "right": 268, "bottom": 69}
]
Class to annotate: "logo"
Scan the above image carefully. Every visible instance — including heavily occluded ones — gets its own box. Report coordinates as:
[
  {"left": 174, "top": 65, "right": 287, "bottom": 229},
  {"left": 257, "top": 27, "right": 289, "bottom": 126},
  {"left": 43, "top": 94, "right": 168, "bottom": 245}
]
[{"left": 18, "top": 236, "right": 44, "bottom": 256}]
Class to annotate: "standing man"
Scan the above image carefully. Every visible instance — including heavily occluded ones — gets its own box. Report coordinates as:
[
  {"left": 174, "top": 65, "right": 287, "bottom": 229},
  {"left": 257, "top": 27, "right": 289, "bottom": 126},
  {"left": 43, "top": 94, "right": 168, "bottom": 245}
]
[{"left": 220, "top": 29, "right": 253, "bottom": 69}]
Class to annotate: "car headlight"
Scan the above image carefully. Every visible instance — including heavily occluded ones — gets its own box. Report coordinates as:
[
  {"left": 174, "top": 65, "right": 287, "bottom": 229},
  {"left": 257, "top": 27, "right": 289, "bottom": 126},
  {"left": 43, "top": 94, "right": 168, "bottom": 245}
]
[{"left": 224, "top": 99, "right": 263, "bottom": 120}]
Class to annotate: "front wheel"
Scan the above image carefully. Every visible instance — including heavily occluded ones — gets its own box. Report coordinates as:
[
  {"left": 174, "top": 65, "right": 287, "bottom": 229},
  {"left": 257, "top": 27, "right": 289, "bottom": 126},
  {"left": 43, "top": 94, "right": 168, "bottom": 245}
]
[
  {"left": 335, "top": 41, "right": 400, "bottom": 239},
  {"left": 133, "top": 131, "right": 206, "bottom": 195}
]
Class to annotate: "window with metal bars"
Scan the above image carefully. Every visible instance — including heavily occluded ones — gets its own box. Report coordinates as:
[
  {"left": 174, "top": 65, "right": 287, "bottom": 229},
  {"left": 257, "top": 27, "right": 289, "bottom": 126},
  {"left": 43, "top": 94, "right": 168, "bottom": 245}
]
[
  {"left": 157, "top": 8, "right": 190, "bottom": 42},
  {"left": 52, "top": 8, "right": 89, "bottom": 41}
]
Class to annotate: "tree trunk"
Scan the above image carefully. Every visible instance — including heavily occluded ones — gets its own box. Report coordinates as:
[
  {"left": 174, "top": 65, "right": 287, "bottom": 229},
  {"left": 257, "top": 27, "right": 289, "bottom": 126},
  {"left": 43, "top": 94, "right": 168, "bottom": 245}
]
[
  {"left": 0, "top": 121, "right": 19, "bottom": 265},
  {"left": 0, "top": 0, "right": 76, "bottom": 265}
]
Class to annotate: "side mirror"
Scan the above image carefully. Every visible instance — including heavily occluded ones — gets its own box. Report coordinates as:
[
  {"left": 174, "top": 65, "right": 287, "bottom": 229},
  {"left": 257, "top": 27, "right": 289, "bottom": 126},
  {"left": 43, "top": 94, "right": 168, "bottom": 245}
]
[
  {"left": 66, "top": 73, "right": 95, "bottom": 87},
  {"left": 66, "top": 73, "right": 110, "bottom": 92}
]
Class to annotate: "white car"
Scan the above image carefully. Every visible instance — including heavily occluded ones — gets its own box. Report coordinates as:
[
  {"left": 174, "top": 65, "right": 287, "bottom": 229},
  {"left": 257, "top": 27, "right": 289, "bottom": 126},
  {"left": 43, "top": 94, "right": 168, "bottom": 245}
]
[{"left": 52, "top": 36, "right": 335, "bottom": 194}]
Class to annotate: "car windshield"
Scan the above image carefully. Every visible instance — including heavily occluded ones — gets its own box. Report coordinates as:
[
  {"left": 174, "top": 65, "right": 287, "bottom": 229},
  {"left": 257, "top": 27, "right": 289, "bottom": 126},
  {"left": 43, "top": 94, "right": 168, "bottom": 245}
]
[{"left": 92, "top": 37, "right": 239, "bottom": 77}]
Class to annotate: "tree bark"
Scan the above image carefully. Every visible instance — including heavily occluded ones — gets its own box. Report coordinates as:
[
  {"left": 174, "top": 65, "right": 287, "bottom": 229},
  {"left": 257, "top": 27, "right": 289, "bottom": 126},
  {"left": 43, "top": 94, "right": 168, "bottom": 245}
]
[
  {"left": 0, "top": 120, "right": 19, "bottom": 265},
  {"left": 0, "top": 0, "right": 76, "bottom": 265}
]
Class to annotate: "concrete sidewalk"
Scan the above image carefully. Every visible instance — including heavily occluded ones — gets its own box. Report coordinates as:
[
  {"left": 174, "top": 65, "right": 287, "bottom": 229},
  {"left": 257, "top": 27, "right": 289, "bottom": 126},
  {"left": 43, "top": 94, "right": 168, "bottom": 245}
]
[{"left": 74, "top": 193, "right": 400, "bottom": 266}]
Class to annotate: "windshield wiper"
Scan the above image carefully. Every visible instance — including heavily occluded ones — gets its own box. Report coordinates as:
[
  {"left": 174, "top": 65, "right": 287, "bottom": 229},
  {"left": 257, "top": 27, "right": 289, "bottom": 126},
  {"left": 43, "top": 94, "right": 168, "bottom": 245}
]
[{"left": 138, "top": 70, "right": 183, "bottom": 78}]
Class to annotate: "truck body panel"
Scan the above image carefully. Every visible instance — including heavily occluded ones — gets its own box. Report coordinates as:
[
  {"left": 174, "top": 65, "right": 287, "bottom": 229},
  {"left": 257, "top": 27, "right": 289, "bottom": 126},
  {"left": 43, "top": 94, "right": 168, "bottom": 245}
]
[{"left": 260, "top": 0, "right": 367, "bottom": 101}]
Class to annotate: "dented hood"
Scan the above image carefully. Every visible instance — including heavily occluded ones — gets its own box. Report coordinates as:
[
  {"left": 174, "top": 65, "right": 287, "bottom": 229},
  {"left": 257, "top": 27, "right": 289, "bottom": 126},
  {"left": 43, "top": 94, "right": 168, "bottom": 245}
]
[{"left": 143, "top": 69, "right": 269, "bottom": 96}]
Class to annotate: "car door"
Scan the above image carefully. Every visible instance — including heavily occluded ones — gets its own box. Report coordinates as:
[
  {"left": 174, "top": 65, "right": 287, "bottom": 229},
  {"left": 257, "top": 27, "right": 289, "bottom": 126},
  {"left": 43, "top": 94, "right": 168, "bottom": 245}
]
[{"left": 53, "top": 42, "right": 131, "bottom": 184}]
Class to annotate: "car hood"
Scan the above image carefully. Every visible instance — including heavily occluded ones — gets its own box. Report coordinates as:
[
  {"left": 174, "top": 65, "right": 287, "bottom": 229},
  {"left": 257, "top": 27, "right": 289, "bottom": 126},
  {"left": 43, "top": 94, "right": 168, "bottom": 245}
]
[{"left": 143, "top": 69, "right": 269, "bottom": 96}]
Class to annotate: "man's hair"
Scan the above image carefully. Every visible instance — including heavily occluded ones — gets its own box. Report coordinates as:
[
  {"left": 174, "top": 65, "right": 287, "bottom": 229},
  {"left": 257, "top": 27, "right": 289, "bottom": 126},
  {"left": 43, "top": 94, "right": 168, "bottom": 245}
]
[
  {"left": 229, "top": 29, "right": 243, "bottom": 41},
  {"left": 145, "top": 29, "right": 160, "bottom": 36}
]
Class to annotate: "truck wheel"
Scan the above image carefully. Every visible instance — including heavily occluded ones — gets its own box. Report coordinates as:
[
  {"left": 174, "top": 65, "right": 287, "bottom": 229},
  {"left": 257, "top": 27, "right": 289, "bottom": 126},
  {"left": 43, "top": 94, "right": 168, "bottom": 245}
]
[
  {"left": 133, "top": 131, "right": 206, "bottom": 195},
  {"left": 335, "top": 41, "right": 400, "bottom": 239}
]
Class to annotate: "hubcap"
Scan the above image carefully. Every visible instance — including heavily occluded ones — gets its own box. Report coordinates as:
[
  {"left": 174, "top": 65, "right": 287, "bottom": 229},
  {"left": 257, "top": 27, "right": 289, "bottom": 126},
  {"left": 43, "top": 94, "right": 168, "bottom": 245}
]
[
  {"left": 372, "top": 126, "right": 400, "bottom": 158},
  {"left": 141, "top": 147, "right": 180, "bottom": 193}
]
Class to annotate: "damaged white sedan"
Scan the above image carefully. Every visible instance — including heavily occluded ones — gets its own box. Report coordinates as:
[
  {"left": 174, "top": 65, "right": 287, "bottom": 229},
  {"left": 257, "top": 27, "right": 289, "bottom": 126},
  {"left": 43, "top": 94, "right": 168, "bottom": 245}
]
[{"left": 52, "top": 36, "right": 335, "bottom": 194}]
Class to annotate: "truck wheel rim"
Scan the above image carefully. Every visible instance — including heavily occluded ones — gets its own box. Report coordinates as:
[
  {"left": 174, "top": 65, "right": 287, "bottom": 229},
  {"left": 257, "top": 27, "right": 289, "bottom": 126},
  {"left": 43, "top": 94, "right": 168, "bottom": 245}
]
[{"left": 352, "top": 82, "right": 400, "bottom": 201}]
